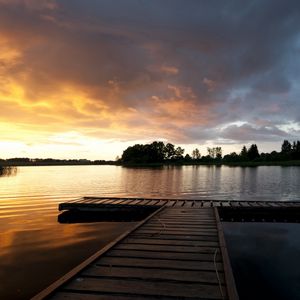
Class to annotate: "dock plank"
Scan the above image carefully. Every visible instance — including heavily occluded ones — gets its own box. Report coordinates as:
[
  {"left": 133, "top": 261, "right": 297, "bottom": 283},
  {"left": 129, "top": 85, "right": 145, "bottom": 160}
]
[
  {"left": 124, "top": 237, "right": 219, "bottom": 247},
  {"left": 105, "top": 249, "right": 222, "bottom": 261},
  {"left": 63, "top": 277, "right": 227, "bottom": 299},
  {"left": 96, "top": 256, "right": 223, "bottom": 271},
  {"left": 114, "top": 243, "right": 221, "bottom": 253},
  {"left": 135, "top": 229, "right": 218, "bottom": 235},
  {"left": 130, "top": 233, "right": 219, "bottom": 241},
  {"left": 82, "top": 265, "right": 225, "bottom": 284}
]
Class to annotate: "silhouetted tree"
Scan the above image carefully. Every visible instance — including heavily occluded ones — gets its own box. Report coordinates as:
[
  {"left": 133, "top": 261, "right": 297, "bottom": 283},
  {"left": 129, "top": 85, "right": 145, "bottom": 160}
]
[
  {"left": 215, "top": 147, "right": 222, "bottom": 160},
  {"left": 184, "top": 154, "right": 192, "bottom": 161},
  {"left": 207, "top": 147, "right": 222, "bottom": 160},
  {"left": 192, "top": 148, "right": 201, "bottom": 159},
  {"left": 281, "top": 140, "right": 292, "bottom": 153},
  {"left": 174, "top": 147, "right": 185, "bottom": 159},
  {"left": 291, "top": 140, "right": 300, "bottom": 160},
  {"left": 164, "top": 143, "right": 176, "bottom": 159},
  {"left": 223, "top": 152, "right": 240, "bottom": 162},
  {"left": 247, "top": 144, "right": 260, "bottom": 160},
  {"left": 149, "top": 141, "right": 165, "bottom": 162},
  {"left": 207, "top": 147, "right": 214, "bottom": 158},
  {"left": 121, "top": 141, "right": 185, "bottom": 163},
  {"left": 240, "top": 146, "right": 248, "bottom": 160}
]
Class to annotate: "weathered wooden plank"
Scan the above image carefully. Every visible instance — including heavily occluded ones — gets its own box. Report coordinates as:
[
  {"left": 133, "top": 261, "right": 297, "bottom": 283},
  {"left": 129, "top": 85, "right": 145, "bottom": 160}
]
[
  {"left": 158, "top": 215, "right": 215, "bottom": 219},
  {"left": 156, "top": 218, "right": 216, "bottom": 223},
  {"left": 268, "top": 202, "right": 281, "bottom": 207},
  {"left": 96, "top": 256, "right": 223, "bottom": 271},
  {"left": 124, "top": 237, "right": 219, "bottom": 247},
  {"left": 51, "top": 291, "right": 178, "bottom": 300},
  {"left": 143, "top": 224, "right": 218, "bottom": 231},
  {"left": 220, "top": 201, "right": 231, "bottom": 207},
  {"left": 146, "top": 200, "right": 161, "bottom": 206},
  {"left": 203, "top": 201, "right": 213, "bottom": 207},
  {"left": 239, "top": 201, "right": 251, "bottom": 207},
  {"left": 156, "top": 199, "right": 168, "bottom": 206},
  {"left": 192, "top": 201, "right": 202, "bottom": 208},
  {"left": 82, "top": 198, "right": 107, "bottom": 204},
  {"left": 153, "top": 215, "right": 216, "bottom": 220},
  {"left": 63, "top": 277, "right": 227, "bottom": 299},
  {"left": 183, "top": 201, "right": 193, "bottom": 208},
  {"left": 98, "top": 199, "right": 116, "bottom": 204},
  {"left": 160, "top": 216, "right": 215, "bottom": 221},
  {"left": 144, "top": 223, "right": 218, "bottom": 229},
  {"left": 51, "top": 292, "right": 159, "bottom": 300},
  {"left": 145, "top": 221, "right": 217, "bottom": 226},
  {"left": 164, "top": 211, "right": 215, "bottom": 215},
  {"left": 70, "top": 197, "right": 87, "bottom": 203},
  {"left": 130, "top": 233, "right": 219, "bottom": 242},
  {"left": 106, "top": 249, "right": 222, "bottom": 261},
  {"left": 118, "top": 199, "right": 137, "bottom": 205},
  {"left": 135, "top": 228, "right": 218, "bottom": 235},
  {"left": 215, "top": 207, "right": 239, "bottom": 300},
  {"left": 82, "top": 265, "right": 225, "bottom": 284},
  {"left": 163, "top": 213, "right": 215, "bottom": 217},
  {"left": 108, "top": 199, "right": 126, "bottom": 205},
  {"left": 165, "top": 200, "right": 176, "bottom": 207},
  {"left": 173, "top": 200, "right": 185, "bottom": 207},
  {"left": 148, "top": 221, "right": 217, "bottom": 226},
  {"left": 115, "top": 243, "right": 221, "bottom": 254},
  {"left": 126, "top": 199, "right": 142, "bottom": 205},
  {"left": 138, "top": 229, "right": 218, "bottom": 236}
]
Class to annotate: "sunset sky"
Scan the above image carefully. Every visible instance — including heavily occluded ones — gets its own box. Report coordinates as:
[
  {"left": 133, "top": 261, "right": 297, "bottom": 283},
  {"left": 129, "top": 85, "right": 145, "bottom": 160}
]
[{"left": 0, "top": 0, "right": 299, "bottom": 160}]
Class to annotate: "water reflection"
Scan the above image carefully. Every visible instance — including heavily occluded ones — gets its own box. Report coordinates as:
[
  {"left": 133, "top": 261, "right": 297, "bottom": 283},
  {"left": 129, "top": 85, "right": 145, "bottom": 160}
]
[
  {"left": 0, "top": 165, "right": 299, "bottom": 200},
  {"left": 223, "top": 222, "right": 300, "bottom": 300},
  {"left": 0, "top": 199, "right": 134, "bottom": 299},
  {"left": 0, "top": 165, "right": 299, "bottom": 299},
  {"left": 0, "top": 166, "right": 17, "bottom": 177}
]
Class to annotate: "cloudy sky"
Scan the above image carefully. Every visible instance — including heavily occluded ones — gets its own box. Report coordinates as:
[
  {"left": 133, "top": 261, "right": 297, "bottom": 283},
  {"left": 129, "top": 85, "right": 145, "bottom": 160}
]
[{"left": 0, "top": 0, "right": 299, "bottom": 159}]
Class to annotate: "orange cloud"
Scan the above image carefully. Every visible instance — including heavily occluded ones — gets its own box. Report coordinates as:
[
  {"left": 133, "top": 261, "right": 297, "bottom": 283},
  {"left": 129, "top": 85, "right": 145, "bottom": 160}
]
[{"left": 0, "top": 0, "right": 295, "bottom": 159}]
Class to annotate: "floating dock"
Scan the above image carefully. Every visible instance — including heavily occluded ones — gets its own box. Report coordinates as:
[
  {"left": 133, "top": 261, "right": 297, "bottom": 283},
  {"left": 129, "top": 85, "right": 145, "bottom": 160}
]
[{"left": 33, "top": 197, "right": 300, "bottom": 300}]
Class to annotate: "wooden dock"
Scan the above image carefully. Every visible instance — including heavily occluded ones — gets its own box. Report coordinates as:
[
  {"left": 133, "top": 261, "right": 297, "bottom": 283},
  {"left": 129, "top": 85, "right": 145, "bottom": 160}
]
[
  {"left": 58, "top": 197, "right": 300, "bottom": 210},
  {"left": 32, "top": 197, "right": 300, "bottom": 300}
]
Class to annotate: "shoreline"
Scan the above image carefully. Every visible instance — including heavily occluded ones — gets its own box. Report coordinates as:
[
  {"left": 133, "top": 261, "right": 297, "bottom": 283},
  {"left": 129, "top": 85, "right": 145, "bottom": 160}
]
[{"left": 1, "top": 160, "right": 300, "bottom": 167}]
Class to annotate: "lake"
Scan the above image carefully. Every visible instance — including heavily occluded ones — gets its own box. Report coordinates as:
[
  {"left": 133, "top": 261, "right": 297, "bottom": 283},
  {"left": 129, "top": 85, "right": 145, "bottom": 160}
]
[{"left": 0, "top": 165, "right": 300, "bottom": 299}]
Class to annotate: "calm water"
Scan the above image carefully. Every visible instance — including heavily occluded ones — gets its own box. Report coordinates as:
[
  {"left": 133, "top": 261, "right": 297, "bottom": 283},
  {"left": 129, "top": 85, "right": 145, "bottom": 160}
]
[
  {"left": 223, "top": 223, "right": 300, "bottom": 300},
  {"left": 0, "top": 165, "right": 300, "bottom": 299}
]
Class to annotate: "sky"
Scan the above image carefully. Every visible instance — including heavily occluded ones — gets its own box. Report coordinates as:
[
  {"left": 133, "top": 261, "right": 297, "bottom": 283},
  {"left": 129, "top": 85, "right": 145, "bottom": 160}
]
[{"left": 0, "top": 0, "right": 299, "bottom": 160}]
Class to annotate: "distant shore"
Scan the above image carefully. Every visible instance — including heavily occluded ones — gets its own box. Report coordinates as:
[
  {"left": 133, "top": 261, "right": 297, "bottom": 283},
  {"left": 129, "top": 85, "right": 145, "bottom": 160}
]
[
  {"left": 1, "top": 160, "right": 300, "bottom": 167},
  {"left": 121, "top": 160, "right": 300, "bottom": 167}
]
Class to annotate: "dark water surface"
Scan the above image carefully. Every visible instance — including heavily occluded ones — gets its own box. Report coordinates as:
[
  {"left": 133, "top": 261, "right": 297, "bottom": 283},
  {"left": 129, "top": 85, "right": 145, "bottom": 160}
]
[
  {"left": 0, "top": 165, "right": 299, "bottom": 299},
  {"left": 223, "top": 222, "right": 300, "bottom": 300}
]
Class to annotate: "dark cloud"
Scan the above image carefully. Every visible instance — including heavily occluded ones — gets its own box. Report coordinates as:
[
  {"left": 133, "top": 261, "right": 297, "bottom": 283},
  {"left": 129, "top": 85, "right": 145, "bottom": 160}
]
[
  {"left": 221, "top": 124, "right": 291, "bottom": 142},
  {"left": 0, "top": 0, "right": 299, "bottom": 145}
]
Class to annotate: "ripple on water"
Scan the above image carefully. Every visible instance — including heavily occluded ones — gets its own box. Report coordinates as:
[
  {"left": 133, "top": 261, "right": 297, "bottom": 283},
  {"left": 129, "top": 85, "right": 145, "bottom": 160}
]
[{"left": 0, "top": 165, "right": 299, "bottom": 299}]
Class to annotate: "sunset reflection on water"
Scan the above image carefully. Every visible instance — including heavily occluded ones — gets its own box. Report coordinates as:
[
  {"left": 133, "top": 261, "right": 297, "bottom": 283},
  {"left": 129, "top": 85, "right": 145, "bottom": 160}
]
[
  {"left": 0, "top": 165, "right": 299, "bottom": 299},
  {"left": 0, "top": 166, "right": 136, "bottom": 299}
]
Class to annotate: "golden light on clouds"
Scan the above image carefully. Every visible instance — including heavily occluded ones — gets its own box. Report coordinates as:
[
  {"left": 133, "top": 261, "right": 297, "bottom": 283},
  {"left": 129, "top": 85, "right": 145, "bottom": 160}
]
[{"left": 0, "top": 0, "right": 298, "bottom": 159}]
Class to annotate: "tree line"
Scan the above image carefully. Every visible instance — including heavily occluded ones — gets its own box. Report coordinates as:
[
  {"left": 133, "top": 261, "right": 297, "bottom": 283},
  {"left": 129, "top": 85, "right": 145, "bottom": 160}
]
[
  {"left": 0, "top": 158, "right": 116, "bottom": 166},
  {"left": 120, "top": 140, "right": 300, "bottom": 164},
  {"left": 1, "top": 139, "right": 299, "bottom": 167}
]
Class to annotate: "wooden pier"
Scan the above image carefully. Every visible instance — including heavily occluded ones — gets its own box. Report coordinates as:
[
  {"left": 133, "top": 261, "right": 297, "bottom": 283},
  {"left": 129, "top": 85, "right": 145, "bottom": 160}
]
[{"left": 32, "top": 197, "right": 300, "bottom": 300}]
